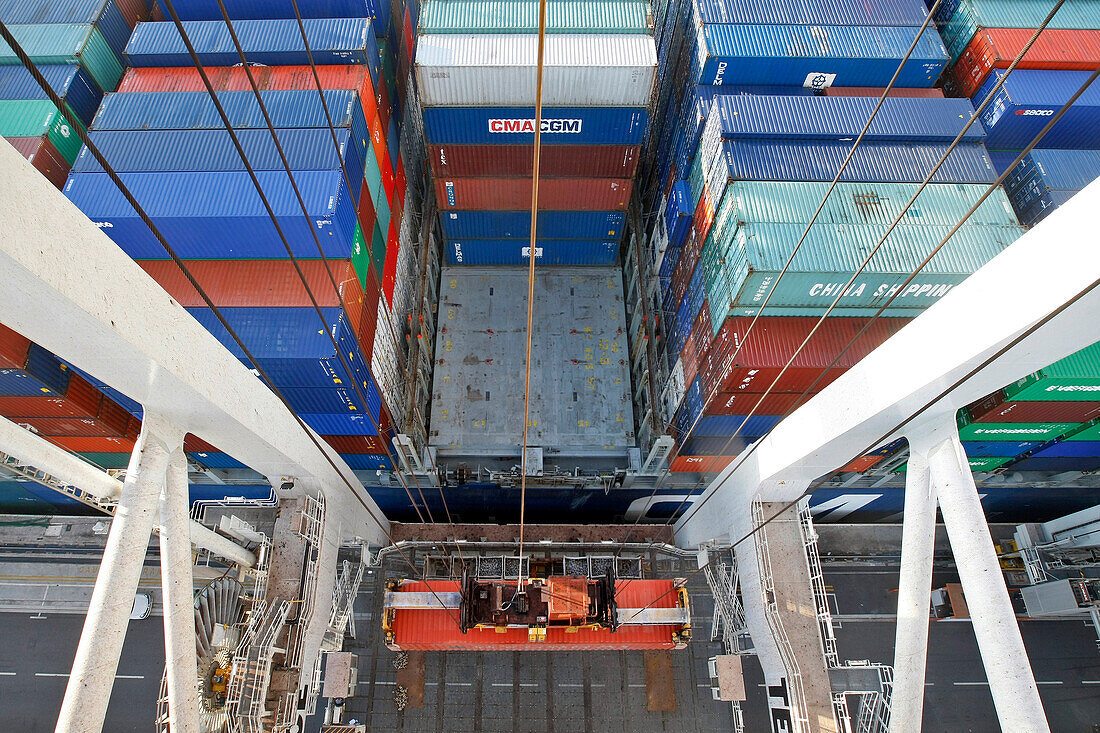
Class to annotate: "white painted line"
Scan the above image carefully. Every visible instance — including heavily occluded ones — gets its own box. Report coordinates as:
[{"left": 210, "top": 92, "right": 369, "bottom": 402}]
[
  {"left": 0, "top": 672, "right": 15, "bottom": 676},
  {"left": 1036, "top": 681, "right": 1063, "bottom": 685},
  {"left": 375, "top": 681, "right": 395, "bottom": 686},
  {"left": 925, "top": 682, "right": 935, "bottom": 686},
  {"left": 446, "top": 682, "right": 472, "bottom": 687},
  {"left": 425, "top": 681, "right": 439, "bottom": 686},
  {"left": 35, "top": 673, "right": 69, "bottom": 677},
  {"left": 558, "top": 683, "right": 584, "bottom": 688},
  {"left": 491, "top": 683, "right": 512, "bottom": 687},
  {"left": 628, "top": 684, "right": 646, "bottom": 688},
  {"left": 1081, "top": 680, "right": 1100, "bottom": 685},
  {"left": 590, "top": 683, "right": 605, "bottom": 688},
  {"left": 954, "top": 682, "right": 988, "bottom": 686},
  {"left": 116, "top": 675, "right": 144, "bottom": 680},
  {"left": 519, "top": 683, "right": 539, "bottom": 687}
]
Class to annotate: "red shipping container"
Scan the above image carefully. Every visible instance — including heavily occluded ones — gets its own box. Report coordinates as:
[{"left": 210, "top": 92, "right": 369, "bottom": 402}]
[
  {"left": 427, "top": 145, "right": 640, "bottom": 179},
  {"left": 951, "top": 28, "right": 1100, "bottom": 99},
  {"left": 17, "top": 406, "right": 133, "bottom": 437},
  {"left": 111, "top": 0, "right": 147, "bottom": 26},
  {"left": 355, "top": 268, "right": 382, "bottom": 353},
  {"left": 967, "top": 391, "right": 1100, "bottom": 424},
  {"left": 823, "top": 87, "right": 945, "bottom": 98},
  {"left": 0, "top": 373, "right": 104, "bottom": 418},
  {"left": 0, "top": 324, "right": 30, "bottom": 369},
  {"left": 434, "top": 178, "right": 632, "bottom": 211},
  {"left": 50, "top": 435, "right": 136, "bottom": 452},
  {"left": 403, "top": 8, "right": 414, "bottom": 66},
  {"left": 706, "top": 390, "right": 810, "bottom": 416},
  {"left": 383, "top": 218, "right": 399, "bottom": 306},
  {"left": 680, "top": 333, "right": 698, "bottom": 386},
  {"left": 184, "top": 434, "right": 219, "bottom": 453},
  {"left": 693, "top": 191, "right": 715, "bottom": 247},
  {"left": 395, "top": 153, "right": 406, "bottom": 208},
  {"left": 387, "top": 579, "right": 686, "bottom": 651},
  {"left": 839, "top": 454, "right": 885, "bottom": 472},
  {"left": 138, "top": 260, "right": 358, "bottom": 308},
  {"left": 358, "top": 184, "right": 378, "bottom": 238},
  {"left": 669, "top": 454, "right": 734, "bottom": 473},
  {"left": 117, "top": 65, "right": 390, "bottom": 155},
  {"left": 707, "top": 316, "right": 908, "bottom": 395},
  {"left": 8, "top": 136, "right": 71, "bottom": 190},
  {"left": 320, "top": 434, "right": 389, "bottom": 454}
]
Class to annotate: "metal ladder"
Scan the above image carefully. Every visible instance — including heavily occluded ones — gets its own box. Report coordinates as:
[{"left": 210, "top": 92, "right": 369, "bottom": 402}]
[{"left": 0, "top": 449, "right": 117, "bottom": 513}]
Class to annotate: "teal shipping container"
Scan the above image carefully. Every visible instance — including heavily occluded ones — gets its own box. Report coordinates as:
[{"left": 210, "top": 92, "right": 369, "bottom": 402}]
[
  {"left": 940, "top": 0, "right": 1100, "bottom": 61},
  {"left": 0, "top": 24, "right": 124, "bottom": 94},
  {"left": 417, "top": 0, "right": 653, "bottom": 34}
]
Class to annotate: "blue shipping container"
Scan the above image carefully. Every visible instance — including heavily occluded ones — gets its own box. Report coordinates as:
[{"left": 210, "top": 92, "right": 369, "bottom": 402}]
[
  {"left": 692, "top": 414, "right": 784, "bottom": 437},
  {"left": 665, "top": 180, "right": 693, "bottom": 249},
  {"left": 64, "top": 170, "right": 359, "bottom": 259},
  {"left": 693, "top": 0, "right": 930, "bottom": 26},
  {"left": 283, "top": 383, "right": 381, "bottom": 417},
  {"left": 340, "top": 453, "right": 392, "bottom": 469},
  {"left": 422, "top": 106, "right": 649, "bottom": 146},
  {"left": 445, "top": 240, "right": 620, "bottom": 266},
  {"left": 976, "top": 70, "right": 1100, "bottom": 151},
  {"left": 0, "top": 0, "right": 132, "bottom": 62},
  {"left": 1008, "top": 456, "right": 1100, "bottom": 472},
  {"left": 301, "top": 412, "right": 380, "bottom": 435},
  {"left": 0, "top": 344, "right": 71, "bottom": 397},
  {"left": 151, "top": 0, "right": 372, "bottom": 21},
  {"left": 124, "top": 19, "right": 381, "bottom": 86},
  {"left": 690, "top": 24, "right": 947, "bottom": 88},
  {"left": 961, "top": 440, "right": 1040, "bottom": 457},
  {"left": 73, "top": 128, "right": 365, "bottom": 197},
  {"left": 439, "top": 210, "right": 625, "bottom": 240},
  {"left": 717, "top": 140, "right": 997, "bottom": 184},
  {"left": 708, "top": 95, "right": 983, "bottom": 142},
  {"left": 0, "top": 64, "right": 102, "bottom": 127},
  {"left": 1015, "top": 190, "right": 1077, "bottom": 227},
  {"left": 990, "top": 148, "right": 1100, "bottom": 193},
  {"left": 1029, "top": 441, "right": 1100, "bottom": 459}
]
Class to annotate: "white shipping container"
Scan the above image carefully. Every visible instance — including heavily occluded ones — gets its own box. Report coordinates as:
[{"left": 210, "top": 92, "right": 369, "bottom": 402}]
[
  {"left": 659, "top": 358, "right": 686, "bottom": 427},
  {"left": 415, "top": 34, "right": 657, "bottom": 107}
]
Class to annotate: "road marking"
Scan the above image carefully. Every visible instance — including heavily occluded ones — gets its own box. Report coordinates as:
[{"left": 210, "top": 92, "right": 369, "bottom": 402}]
[
  {"left": 519, "top": 683, "right": 538, "bottom": 687},
  {"left": 1036, "top": 681, "right": 1063, "bottom": 685},
  {"left": 559, "top": 683, "right": 584, "bottom": 688},
  {"left": 375, "top": 681, "right": 395, "bottom": 686},
  {"left": 1081, "top": 680, "right": 1100, "bottom": 685},
  {"left": 0, "top": 672, "right": 15, "bottom": 676},
  {"left": 35, "top": 673, "right": 69, "bottom": 677},
  {"left": 628, "top": 684, "right": 646, "bottom": 688},
  {"left": 954, "top": 682, "right": 987, "bottom": 686},
  {"left": 446, "top": 682, "right": 472, "bottom": 687},
  {"left": 36, "top": 672, "right": 144, "bottom": 679},
  {"left": 116, "top": 675, "right": 144, "bottom": 680},
  {"left": 925, "top": 683, "right": 935, "bottom": 686},
  {"left": 491, "top": 683, "right": 511, "bottom": 687}
]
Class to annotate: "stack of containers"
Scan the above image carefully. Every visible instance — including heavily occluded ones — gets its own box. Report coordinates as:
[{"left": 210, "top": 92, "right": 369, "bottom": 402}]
[
  {"left": 935, "top": 0, "right": 1100, "bottom": 224},
  {"left": 0, "top": 0, "right": 143, "bottom": 185},
  {"left": 63, "top": 15, "right": 401, "bottom": 471},
  {"left": 641, "top": 0, "right": 1036, "bottom": 472},
  {"left": 413, "top": 0, "right": 656, "bottom": 266}
]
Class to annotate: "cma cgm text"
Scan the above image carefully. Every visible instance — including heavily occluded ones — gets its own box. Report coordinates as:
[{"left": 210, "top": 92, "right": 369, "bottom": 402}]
[{"left": 488, "top": 119, "right": 582, "bottom": 133}]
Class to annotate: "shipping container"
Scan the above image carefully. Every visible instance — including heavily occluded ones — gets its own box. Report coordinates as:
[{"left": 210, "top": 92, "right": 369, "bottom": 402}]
[
  {"left": 939, "top": 0, "right": 1100, "bottom": 61},
  {"left": 444, "top": 239, "right": 620, "bottom": 266},
  {"left": 961, "top": 440, "right": 1039, "bottom": 457},
  {"left": 0, "top": 99, "right": 86, "bottom": 164},
  {"left": 48, "top": 435, "right": 135, "bottom": 452},
  {"left": 14, "top": 400, "right": 136, "bottom": 437},
  {"left": 422, "top": 106, "right": 648, "bottom": 145},
  {"left": 693, "top": 0, "right": 930, "bottom": 26},
  {"left": 1008, "top": 456, "right": 1100, "bottom": 472},
  {"left": 0, "top": 326, "right": 31, "bottom": 369},
  {"left": 0, "top": 64, "right": 103, "bottom": 126},
  {"left": 63, "top": 170, "right": 358, "bottom": 259},
  {"left": 703, "top": 316, "right": 907, "bottom": 395},
  {"left": 417, "top": 0, "right": 654, "bottom": 34},
  {"left": 0, "top": 343, "right": 71, "bottom": 397},
  {"left": 341, "top": 452, "right": 392, "bottom": 468},
  {"left": 320, "top": 433, "right": 389, "bottom": 454},
  {"left": 0, "top": 373, "right": 103, "bottom": 418},
  {"left": 0, "top": 24, "right": 125, "bottom": 94},
  {"left": 1013, "top": 189, "right": 1076, "bottom": 226},
  {"left": 705, "top": 390, "right": 809, "bottom": 416},
  {"left": 702, "top": 220, "right": 1019, "bottom": 319},
  {"left": 1005, "top": 342, "right": 1100, "bottom": 401},
  {"left": 692, "top": 414, "right": 783, "bottom": 437},
  {"left": 689, "top": 24, "right": 947, "bottom": 87},
  {"left": 0, "top": 0, "right": 135, "bottom": 59},
  {"left": 439, "top": 210, "right": 625, "bottom": 240},
  {"left": 951, "top": 28, "right": 1100, "bottom": 98},
  {"left": 988, "top": 148, "right": 1100, "bottom": 224},
  {"left": 975, "top": 69, "right": 1100, "bottom": 150},
  {"left": 427, "top": 144, "right": 639, "bottom": 178},
  {"left": 966, "top": 390, "right": 1100, "bottom": 424},
  {"left": 187, "top": 451, "right": 247, "bottom": 469},
  {"left": 668, "top": 454, "right": 734, "bottom": 472},
  {"left": 8, "top": 135, "right": 72, "bottom": 189},
  {"left": 415, "top": 34, "right": 656, "bottom": 107},
  {"left": 956, "top": 417, "right": 1080, "bottom": 442},
  {"left": 73, "top": 128, "right": 365, "bottom": 193},
  {"left": 435, "top": 178, "right": 632, "bottom": 210},
  {"left": 823, "top": 87, "right": 945, "bottom": 98},
  {"left": 713, "top": 140, "right": 997, "bottom": 184},
  {"left": 125, "top": 19, "right": 380, "bottom": 81},
  {"left": 283, "top": 383, "right": 381, "bottom": 417},
  {"left": 149, "top": 0, "right": 374, "bottom": 21},
  {"left": 300, "top": 412, "right": 382, "bottom": 435},
  {"left": 839, "top": 454, "right": 886, "bottom": 472},
  {"left": 705, "top": 95, "right": 984, "bottom": 142},
  {"left": 1029, "top": 440, "right": 1100, "bottom": 458},
  {"left": 138, "top": 260, "right": 363, "bottom": 308}
]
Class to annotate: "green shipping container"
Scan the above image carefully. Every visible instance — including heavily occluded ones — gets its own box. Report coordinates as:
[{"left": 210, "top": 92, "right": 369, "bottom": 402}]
[
  {"left": 79, "top": 452, "right": 133, "bottom": 469},
  {"left": 941, "top": 0, "right": 1100, "bottom": 61},
  {"left": 0, "top": 24, "right": 123, "bottom": 95},
  {"left": 365, "top": 146, "right": 384, "bottom": 214},
  {"left": 418, "top": 0, "right": 653, "bottom": 34},
  {"left": 956, "top": 421, "right": 1080, "bottom": 442},
  {"left": 351, "top": 223, "right": 373, "bottom": 291},
  {"left": 893, "top": 455, "right": 1015, "bottom": 472},
  {"left": 1004, "top": 342, "right": 1100, "bottom": 402},
  {"left": 0, "top": 100, "right": 87, "bottom": 164},
  {"left": 1063, "top": 420, "right": 1100, "bottom": 442}
]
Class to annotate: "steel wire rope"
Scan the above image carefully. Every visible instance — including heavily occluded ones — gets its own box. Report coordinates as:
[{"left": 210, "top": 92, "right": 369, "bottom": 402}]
[
  {"left": 671, "top": 63, "right": 1100, "bottom": 534},
  {"left": 657, "top": 0, "right": 1071, "bottom": 530},
  {"left": 624, "top": 0, "right": 946, "bottom": 529},
  {"left": 516, "top": 0, "right": 550, "bottom": 588},
  {"left": 0, "top": 21, "right": 465, "bottom": 629},
  {"left": 621, "top": 246, "right": 1100, "bottom": 623},
  {"left": 159, "top": 0, "right": 434, "bottom": 526},
  {"left": 206, "top": 0, "right": 469, "bottom": 567},
  {"left": 283, "top": 0, "right": 448, "bottom": 494}
]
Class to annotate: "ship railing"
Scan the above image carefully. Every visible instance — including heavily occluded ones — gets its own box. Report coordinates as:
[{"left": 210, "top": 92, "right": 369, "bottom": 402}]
[{"left": 799, "top": 501, "right": 840, "bottom": 668}]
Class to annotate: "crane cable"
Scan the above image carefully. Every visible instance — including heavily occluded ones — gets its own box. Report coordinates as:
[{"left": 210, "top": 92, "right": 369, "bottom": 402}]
[
  {"left": 0, "top": 21, "right": 464, "bottom": 629},
  {"left": 517, "top": 0, "right": 550, "bottom": 589}
]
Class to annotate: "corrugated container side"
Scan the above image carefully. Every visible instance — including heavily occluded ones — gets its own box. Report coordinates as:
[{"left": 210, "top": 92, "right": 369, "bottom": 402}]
[
  {"left": 444, "top": 240, "right": 620, "bottom": 266},
  {"left": 137, "top": 260, "right": 359, "bottom": 308},
  {"left": 823, "top": 86, "right": 945, "bottom": 98},
  {"left": 427, "top": 144, "right": 639, "bottom": 178},
  {"left": 0, "top": 343, "right": 72, "bottom": 397},
  {"left": 434, "top": 178, "right": 632, "bottom": 211},
  {"left": 940, "top": 0, "right": 1100, "bottom": 61},
  {"left": 439, "top": 210, "right": 625, "bottom": 240},
  {"left": 1008, "top": 456, "right": 1100, "bottom": 472},
  {"left": 967, "top": 390, "right": 1100, "bottom": 424},
  {"left": 0, "top": 325, "right": 31, "bottom": 369},
  {"left": 0, "top": 24, "right": 124, "bottom": 95},
  {"left": 951, "top": 28, "right": 1100, "bottom": 98},
  {"left": 975, "top": 69, "right": 1100, "bottom": 150},
  {"left": 961, "top": 440, "right": 1041, "bottom": 457},
  {"left": 150, "top": 0, "right": 376, "bottom": 21},
  {"left": 417, "top": 0, "right": 654, "bottom": 34},
  {"left": 1004, "top": 342, "right": 1100, "bottom": 401},
  {"left": 415, "top": 34, "right": 656, "bottom": 107},
  {"left": 8, "top": 135, "right": 71, "bottom": 189},
  {"left": 955, "top": 419, "right": 1080, "bottom": 442},
  {"left": 0, "top": 373, "right": 104, "bottom": 418},
  {"left": 0, "top": 64, "right": 102, "bottom": 126},
  {"left": 694, "top": 0, "right": 929, "bottom": 26},
  {"left": 1030, "top": 441, "right": 1100, "bottom": 458},
  {"left": 421, "top": 106, "right": 648, "bottom": 145},
  {"left": 0, "top": 100, "right": 86, "bottom": 163}
]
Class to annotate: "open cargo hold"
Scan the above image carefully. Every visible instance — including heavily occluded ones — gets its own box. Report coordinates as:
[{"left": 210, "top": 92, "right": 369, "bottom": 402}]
[
  {"left": 8, "top": 135, "right": 71, "bottom": 189},
  {"left": 415, "top": 35, "right": 656, "bottom": 107},
  {"left": 444, "top": 240, "right": 620, "bottom": 266},
  {"left": 417, "top": 0, "right": 654, "bottom": 34},
  {"left": 422, "top": 106, "right": 648, "bottom": 145},
  {"left": 0, "top": 64, "right": 103, "bottom": 126},
  {"left": 63, "top": 170, "right": 358, "bottom": 259},
  {"left": 0, "top": 23, "right": 125, "bottom": 94},
  {"left": 951, "top": 28, "right": 1100, "bottom": 98},
  {"left": 1005, "top": 342, "right": 1100, "bottom": 401},
  {"left": 124, "top": 19, "right": 381, "bottom": 81},
  {"left": 439, "top": 210, "right": 625, "bottom": 240},
  {"left": 938, "top": 0, "right": 1100, "bottom": 61},
  {"left": 688, "top": 24, "right": 947, "bottom": 87},
  {"left": 427, "top": 144, "right": 639, "bottom": 178},
  {"left": 435, "top": 178, "right": 632, "bottom": 210},
  {"left": 975, "top": 69, "right": 1100, "bottom": 150},
  {"left": 72, "top": 128, "right": 366, "bottom": 192}
]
